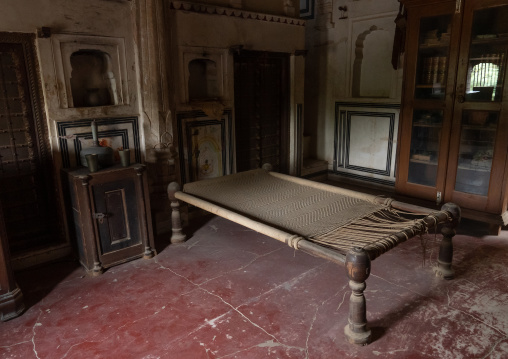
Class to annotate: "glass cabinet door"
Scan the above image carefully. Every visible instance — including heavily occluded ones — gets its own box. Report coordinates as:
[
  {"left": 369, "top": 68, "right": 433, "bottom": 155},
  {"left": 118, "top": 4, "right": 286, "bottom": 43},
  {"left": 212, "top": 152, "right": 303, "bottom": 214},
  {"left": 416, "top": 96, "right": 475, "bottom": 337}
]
[
  {"left": 415, "top": 15, "right": 452, "bottom": 100},
  {"left": 454, "top": 111, "right": 498, "bottom": 196},
  {"left": 463, "top": 6, "right": 508, "bottom": 103},
  {"left": 451, "top": 5, "right": 508, "bottom": 207},
  {"left": 408, "top": 110, "right": 443, "bottom": 187},
  {"left": 406, "top": 13, "right": 453, "bottom": 189}
]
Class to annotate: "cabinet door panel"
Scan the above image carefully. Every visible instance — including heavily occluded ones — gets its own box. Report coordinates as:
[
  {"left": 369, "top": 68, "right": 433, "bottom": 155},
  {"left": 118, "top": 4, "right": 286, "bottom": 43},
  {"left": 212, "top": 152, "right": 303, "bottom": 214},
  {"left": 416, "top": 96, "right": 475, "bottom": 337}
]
[
  {"left": 462, "top": 6, "right": 508, "bottom": 103},
  {"left": 415, "top": 15, "right": 452, "bottom": 100},
  {"left": 396, "top": 1, "right": 459, "bottom": 202},
  {"left": 445, "top": 0, "right": 508, "bottom": 213},
  {"left": 407, "top": 109, "right": 443, "bottom": 187},
  {"left": 93, "top": 178, "right": 141, "bottom": 254},
  {"left": 454, "top": 111, "right": 498, "bottom": 196}
]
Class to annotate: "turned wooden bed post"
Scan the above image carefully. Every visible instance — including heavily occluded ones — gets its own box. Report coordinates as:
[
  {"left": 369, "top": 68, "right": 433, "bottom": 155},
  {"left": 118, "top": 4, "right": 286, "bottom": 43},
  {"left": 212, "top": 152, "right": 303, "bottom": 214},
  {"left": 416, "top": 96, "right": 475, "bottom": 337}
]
[
  {"left": 344, "top": 247, "right": 372, "bottom": 345},
  {"left": 167, "top": 182, "right": 187, "bottom": 243},
  {"left": 435, "top": 202, "right": 461, "bottom": 280}
]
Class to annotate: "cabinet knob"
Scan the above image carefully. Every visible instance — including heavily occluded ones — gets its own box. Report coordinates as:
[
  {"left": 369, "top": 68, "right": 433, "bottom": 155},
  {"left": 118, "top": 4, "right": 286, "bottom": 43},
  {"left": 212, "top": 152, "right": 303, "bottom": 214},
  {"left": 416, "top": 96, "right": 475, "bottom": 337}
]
[{"left": 457, "top": 95, "right": 465, "bottom": 103}]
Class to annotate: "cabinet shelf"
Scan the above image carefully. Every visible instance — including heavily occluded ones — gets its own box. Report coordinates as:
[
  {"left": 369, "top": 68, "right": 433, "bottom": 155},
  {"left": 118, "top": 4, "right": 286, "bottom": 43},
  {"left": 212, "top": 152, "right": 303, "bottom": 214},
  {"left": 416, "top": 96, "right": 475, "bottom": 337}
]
[
  {"left": 457, "top": 164, "right": 491, "bottom": 172},
  {"left": 461, "top": 125, "right": 497, "bottom": 131},
  {"left": 413, "top": 122, "right": 442, "bottom": 128},
  {"left": 469, "top": 56, "right": 504, "bottom": 61},
  {"left": 409, "top": 158, "right": 438, "bottom": 165},
  {"left": 471, "top": 36, "right": 508, "bottom": 46},
  {"left": 415, "top": 85, "right": 446, "bottom": 89},
  {"left": 419, "top": 43, "right": 450, "bottom": 49}
]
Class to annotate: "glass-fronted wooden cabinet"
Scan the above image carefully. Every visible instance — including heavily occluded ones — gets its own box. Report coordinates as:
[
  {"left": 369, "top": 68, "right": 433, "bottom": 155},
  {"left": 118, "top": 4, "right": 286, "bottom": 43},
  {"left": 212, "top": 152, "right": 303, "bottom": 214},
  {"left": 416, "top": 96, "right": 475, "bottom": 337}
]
[{"left": 397, "top": 0, "right": 508, "bottom": 227}]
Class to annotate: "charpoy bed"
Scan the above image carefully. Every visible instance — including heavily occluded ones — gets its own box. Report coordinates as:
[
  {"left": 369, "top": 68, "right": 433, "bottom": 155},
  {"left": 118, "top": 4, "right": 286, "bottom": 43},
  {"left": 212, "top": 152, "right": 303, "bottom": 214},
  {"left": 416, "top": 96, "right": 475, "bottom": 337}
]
[{"left": 167, "top": 165, "right": 460, "bottom": 345}]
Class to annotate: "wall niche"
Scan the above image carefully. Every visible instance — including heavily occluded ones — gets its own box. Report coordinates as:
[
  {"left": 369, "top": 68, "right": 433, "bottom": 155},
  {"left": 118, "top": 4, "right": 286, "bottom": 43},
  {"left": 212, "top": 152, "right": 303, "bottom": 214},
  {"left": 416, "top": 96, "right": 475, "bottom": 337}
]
[
  {"left": 188, "top": 58, "right": 220, "bottom": 101},
  {"left": 352, "top": 26, "right": 394, "bottom": 98},
  {"left": 70, "top": 50, "right": 118, "bottom": 107},
  {"left": 179, "top": 47, "right": 228, "bottom": 105},
  {"left": 52, "top": 34, "right": 129, "bottom": 109},
  {"left": 347, "top": 12, "right": 400, "bottom": 100}
]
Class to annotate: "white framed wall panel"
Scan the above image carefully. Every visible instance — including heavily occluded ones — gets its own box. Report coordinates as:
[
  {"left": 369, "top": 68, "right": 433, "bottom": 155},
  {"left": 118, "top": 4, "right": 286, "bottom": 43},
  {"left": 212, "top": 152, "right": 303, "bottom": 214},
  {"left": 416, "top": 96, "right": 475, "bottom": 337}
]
[{"left": 334, "top": 102, "right": 399, "bottom": 185}]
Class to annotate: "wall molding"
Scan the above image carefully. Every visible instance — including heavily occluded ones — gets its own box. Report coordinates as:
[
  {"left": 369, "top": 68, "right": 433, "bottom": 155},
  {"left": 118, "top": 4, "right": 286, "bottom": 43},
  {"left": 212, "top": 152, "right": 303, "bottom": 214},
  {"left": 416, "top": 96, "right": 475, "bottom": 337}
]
[{"left": 170, "top": 1, "right": 306, "bottom": 26}]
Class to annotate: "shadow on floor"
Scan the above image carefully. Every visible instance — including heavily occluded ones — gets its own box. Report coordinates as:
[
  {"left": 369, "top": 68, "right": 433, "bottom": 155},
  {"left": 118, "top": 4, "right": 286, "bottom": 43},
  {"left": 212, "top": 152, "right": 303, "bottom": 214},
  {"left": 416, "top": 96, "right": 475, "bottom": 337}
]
[{"left": 14, "top": 257, "right": 81, "bottom": 312}]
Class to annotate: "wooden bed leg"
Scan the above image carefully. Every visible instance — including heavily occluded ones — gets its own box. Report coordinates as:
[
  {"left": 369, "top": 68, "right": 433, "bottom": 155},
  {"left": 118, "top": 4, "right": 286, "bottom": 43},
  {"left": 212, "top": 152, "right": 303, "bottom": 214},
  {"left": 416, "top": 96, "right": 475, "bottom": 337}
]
[
  {"left": 167, "top": 182, "right": 187, "bottom": 244},
  {"left": 344, "top": 247, "right": 372, "bottom": 345},
  {"left": 435, "top": 203, "right": 461, "bottom": 280}
]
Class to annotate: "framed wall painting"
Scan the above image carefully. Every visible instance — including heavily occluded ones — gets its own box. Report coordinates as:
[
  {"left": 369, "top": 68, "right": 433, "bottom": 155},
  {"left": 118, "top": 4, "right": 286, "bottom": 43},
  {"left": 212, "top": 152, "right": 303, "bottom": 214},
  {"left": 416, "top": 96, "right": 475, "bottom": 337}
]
[{"left": 177, "top": 110, "right": 232, "bottom": 184}]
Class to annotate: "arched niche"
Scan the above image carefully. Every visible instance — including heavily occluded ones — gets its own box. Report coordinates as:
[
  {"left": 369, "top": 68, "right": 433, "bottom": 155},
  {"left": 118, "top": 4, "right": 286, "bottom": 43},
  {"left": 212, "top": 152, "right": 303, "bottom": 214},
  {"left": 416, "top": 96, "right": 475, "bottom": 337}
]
[
  {"left": 188, "top": 58, "right": 220, "bottom": 101},
  {"left": 352, "top": 26, "right": 394, "bottom": 98},
  {"left": 70, "top": 50, "right": 118, "bottom": 107}
]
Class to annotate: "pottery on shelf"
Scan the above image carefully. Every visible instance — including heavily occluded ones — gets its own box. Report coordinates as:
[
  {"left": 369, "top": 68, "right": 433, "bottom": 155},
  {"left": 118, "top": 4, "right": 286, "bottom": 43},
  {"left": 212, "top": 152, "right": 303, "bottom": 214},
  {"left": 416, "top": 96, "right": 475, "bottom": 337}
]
[{"left": 79, "top": 120, "right": 114, "bottom": 168}]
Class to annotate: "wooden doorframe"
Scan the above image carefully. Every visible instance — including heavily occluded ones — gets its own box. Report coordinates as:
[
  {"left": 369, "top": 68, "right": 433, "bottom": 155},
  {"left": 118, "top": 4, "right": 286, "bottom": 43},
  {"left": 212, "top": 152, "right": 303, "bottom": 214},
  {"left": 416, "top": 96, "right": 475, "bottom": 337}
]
[
  {"left": 0, "top": 32, "right": 65, "bottom": 253},
  {"left": 233, "top": 50, "right": 291, "bottom": 173}
]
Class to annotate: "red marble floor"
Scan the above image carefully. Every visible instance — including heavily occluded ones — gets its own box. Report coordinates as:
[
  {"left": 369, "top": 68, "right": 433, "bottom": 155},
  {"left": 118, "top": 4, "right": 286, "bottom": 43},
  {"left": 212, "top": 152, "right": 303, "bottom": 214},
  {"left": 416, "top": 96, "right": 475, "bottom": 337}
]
[{"left": 1, "top": 215, "right": 508, "bottom": 359}]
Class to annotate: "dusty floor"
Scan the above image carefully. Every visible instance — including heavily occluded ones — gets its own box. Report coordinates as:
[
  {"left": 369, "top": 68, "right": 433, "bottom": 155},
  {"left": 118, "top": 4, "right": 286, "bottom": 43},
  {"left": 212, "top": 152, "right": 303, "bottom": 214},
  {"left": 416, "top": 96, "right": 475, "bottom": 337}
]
[{"left": 1, "top": 215, "right": 507, "bottom": 358}]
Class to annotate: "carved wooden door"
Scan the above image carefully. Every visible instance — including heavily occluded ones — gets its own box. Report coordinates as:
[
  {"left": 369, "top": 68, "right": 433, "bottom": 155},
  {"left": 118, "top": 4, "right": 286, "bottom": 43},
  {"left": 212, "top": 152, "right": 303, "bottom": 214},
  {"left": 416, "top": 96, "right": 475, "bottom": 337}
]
[
  {"left": 234, "top": 51, "right": 290, "bottom": 173},
  {"left": 0, "top": 33, "right": 61, "bottom": 253}
]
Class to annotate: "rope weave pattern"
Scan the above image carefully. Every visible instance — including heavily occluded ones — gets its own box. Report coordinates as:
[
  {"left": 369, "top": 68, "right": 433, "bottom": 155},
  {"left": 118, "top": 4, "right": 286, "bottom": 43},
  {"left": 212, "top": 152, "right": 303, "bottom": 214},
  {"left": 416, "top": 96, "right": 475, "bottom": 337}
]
[
  {"left": 183, "top": 169, "right": 450, "bottom": 256},
  {"left": 184, "top": 169, "right": 386, "bottom": 238}
]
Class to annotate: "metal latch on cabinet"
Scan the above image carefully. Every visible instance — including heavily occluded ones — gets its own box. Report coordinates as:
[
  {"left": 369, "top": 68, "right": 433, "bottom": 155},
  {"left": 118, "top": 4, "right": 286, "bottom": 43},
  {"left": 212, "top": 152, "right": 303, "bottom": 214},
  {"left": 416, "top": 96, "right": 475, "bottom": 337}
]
[{"left": 94, "top": 213, "right": 108, "bottom": 224}]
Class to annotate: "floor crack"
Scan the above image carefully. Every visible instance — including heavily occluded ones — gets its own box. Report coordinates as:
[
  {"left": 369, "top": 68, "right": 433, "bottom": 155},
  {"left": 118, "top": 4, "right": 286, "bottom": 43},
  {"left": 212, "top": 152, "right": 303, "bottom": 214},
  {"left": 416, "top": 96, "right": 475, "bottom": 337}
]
[
  {"left": 157, "top": 261, "right": 329, "bottom": 350},
  {"left": 0, "top": 340, "right": 32, "bottom": 349},
  {"left": 480, "top": 335, "right": 508, "bottom": 359},
  {"left": 31, "top": 309, "right": 43, "bottom": 359},
  {"left": 215, "top": 339, "right": 305, "bottom": 358}
]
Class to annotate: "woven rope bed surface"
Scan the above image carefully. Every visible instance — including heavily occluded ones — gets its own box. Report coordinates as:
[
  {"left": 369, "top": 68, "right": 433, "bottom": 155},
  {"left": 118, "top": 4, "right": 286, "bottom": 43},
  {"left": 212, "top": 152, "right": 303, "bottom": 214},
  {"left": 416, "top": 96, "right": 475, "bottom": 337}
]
[{"left": 183, "top": 169, "right": 436, "bottom": 255}]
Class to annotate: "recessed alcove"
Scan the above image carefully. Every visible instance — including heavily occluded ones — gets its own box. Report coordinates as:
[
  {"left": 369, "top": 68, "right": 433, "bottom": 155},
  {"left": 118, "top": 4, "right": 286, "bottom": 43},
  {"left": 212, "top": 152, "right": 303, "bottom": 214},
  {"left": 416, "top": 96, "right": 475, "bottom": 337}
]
[
  {"left": 180, "top": 47, "right": 227, "bottom": 104},
  {"left": 352, "top": 26, "right": 393, "bottom": 98},
  {"left": 70, "top": 50, "right": 118, "bottom": 107},
  {"left": 51, "top": 34, "right": 129, "bottom": 109},
  {"left": 188, "top": 58, "right": 220, "bottom": 101}
]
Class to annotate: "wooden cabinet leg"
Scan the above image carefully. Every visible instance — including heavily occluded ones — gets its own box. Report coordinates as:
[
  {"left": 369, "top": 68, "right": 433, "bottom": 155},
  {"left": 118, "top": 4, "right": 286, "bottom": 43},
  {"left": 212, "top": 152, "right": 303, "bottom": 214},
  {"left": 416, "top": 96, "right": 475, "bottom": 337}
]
[
  {"left": 435, "top": 203, "right": 461, "bottom": 280},
  {"left": 167, "top": 182, "right": 187, "bottom": 243},
  {"left": 344, "top": 247, "right": 372, "bottom": 345},
  {"left": 488, "top": 223, "right": 501, "bottom": 236}
]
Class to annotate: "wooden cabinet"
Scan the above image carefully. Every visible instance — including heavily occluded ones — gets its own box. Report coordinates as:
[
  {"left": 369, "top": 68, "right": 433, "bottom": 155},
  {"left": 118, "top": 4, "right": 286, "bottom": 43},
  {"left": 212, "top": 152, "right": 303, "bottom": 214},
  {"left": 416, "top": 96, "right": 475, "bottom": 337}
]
[
  {"left": 397, "top": 0, "right": 508, "bottom": 228},
  {"left": 63, "top": 165, "right": 156, "bottom": 275}
]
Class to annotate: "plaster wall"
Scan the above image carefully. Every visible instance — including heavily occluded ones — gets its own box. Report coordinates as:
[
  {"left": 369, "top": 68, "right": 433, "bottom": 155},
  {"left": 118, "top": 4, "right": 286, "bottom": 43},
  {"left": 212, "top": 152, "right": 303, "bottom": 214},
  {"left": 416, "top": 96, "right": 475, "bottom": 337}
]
[
  {"left": 304, "top": 0, "right": 402, "bottom": 171},
  {"left": 173, "top": 12, "right": 305, "bottom": 52},
  {"left": 0, "top": 0, "right": 143, "bottom": 161},
  {"left": 0, "top": 0, "right": 132, "bottom": 35}
]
